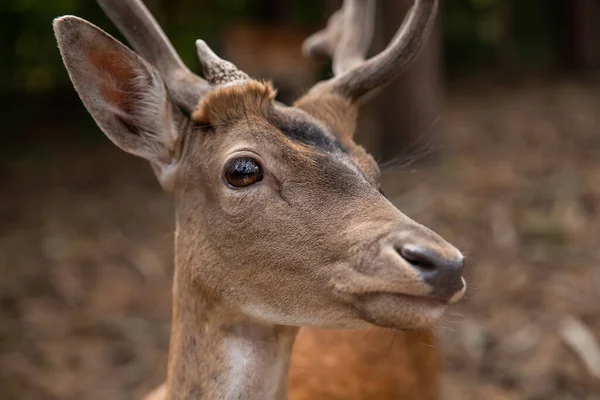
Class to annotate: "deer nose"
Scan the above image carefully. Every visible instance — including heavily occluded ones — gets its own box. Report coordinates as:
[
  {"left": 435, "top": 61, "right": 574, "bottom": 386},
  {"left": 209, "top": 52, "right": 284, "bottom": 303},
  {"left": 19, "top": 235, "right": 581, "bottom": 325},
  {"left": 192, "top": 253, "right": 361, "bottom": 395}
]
[{"left": 398, "top": 243, "right": 465, "bottom": 301}]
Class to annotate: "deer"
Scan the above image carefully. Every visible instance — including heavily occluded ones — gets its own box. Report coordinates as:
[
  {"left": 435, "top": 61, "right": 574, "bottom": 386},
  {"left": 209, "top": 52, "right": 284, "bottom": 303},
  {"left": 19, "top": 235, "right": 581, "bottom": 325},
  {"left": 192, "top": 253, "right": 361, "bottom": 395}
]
[
  {"left": 219, "top": 23, "right": 324, "bottom": 103},
  {"left": 52, "top": 0, "right": 466, "bottom": 399}
]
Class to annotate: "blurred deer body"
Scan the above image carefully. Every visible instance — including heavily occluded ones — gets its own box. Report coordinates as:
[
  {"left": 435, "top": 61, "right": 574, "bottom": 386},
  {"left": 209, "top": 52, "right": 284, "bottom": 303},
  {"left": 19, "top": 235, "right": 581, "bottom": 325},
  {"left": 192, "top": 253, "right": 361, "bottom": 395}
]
[
  {"left": 53, "top": 1, "right": 466, "bottom": 399},
  {"left": 220, "top": 24, "right": 323, "bottom": 101}
]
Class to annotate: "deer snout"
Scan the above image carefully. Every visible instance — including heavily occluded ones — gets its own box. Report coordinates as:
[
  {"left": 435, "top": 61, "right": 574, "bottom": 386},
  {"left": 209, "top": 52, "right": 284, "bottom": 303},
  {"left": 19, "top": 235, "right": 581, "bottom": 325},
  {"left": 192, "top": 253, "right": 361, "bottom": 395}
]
[
  {"left": 397, "top": 243, "right": 466, "bottom": 303},
  {"left": 332, "top": 224, "right": 467, "bottom": 329}
]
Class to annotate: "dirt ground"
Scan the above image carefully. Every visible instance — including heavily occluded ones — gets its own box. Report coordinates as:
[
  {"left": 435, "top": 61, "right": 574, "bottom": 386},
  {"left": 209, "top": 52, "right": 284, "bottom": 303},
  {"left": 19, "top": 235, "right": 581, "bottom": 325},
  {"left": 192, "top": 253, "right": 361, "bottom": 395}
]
[{"left": 1, "top": 78, "right": 600, "bottom": 399}]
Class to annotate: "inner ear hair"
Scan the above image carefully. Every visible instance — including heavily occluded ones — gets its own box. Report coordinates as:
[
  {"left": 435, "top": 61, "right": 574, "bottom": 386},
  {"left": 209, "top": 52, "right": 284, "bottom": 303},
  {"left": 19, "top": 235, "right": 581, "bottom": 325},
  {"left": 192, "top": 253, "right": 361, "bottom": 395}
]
[{"left": 53, "top": 16, "right": 183, "bottom": 172}]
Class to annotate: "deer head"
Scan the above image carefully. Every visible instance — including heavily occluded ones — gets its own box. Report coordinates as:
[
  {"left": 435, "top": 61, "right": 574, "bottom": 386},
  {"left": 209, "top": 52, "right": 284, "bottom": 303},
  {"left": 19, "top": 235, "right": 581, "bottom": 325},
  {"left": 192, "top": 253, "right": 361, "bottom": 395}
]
[
  {"left": 54, "top": 0, "right": 464, "bottom": 333},
  {"left": 54, "top": 0, "right": 465, "bottom": 397}
]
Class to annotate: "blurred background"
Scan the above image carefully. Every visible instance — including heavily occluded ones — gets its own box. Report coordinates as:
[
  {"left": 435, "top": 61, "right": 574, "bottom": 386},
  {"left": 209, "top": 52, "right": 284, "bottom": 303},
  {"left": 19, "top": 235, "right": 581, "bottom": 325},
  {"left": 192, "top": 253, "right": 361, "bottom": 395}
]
[{"left": 1, "top": 0, "right": 600, "bottom": 399}]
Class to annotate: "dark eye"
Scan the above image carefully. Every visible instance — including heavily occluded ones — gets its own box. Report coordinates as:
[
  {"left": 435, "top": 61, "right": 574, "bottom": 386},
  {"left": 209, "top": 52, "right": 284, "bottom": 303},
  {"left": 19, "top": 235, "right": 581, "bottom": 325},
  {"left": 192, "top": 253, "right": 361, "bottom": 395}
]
[{"left": 224, "top": 157, "right": 264, "bottom": 188}]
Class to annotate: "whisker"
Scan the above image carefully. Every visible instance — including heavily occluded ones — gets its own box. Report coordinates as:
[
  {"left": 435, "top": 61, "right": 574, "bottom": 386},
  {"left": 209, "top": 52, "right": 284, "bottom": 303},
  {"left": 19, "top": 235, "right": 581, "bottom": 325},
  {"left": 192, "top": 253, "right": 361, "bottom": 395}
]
[
  {"left": 380, "top": 137, "right": 434, "bottom": 171},
  {"left": 437, "top": 324, "right": 457, "bottom": 333},
  {"left": 379, "top": 116, "right": 442, "bottom": 173},
  {"left": 387, "top": 329, "right": 399, "bottom": 356},
  {"left": 418, "top": 341, "right": 437, "bottom": 349}
]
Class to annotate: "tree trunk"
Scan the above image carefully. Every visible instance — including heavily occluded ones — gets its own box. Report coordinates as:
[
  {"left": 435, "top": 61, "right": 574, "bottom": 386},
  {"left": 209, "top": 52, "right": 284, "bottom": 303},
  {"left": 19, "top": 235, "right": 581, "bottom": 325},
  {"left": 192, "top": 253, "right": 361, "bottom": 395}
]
[
  {"left": 370, "top": 0, "right": 443, "bottom": 163},
  {"left": 559, "top": 0, "right": 600, "bottom": 70}
]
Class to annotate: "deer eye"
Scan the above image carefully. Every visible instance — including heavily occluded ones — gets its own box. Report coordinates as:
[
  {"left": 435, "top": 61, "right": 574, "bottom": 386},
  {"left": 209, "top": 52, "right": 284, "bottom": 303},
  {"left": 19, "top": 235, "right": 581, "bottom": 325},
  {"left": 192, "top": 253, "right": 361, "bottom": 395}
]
[{"left": 224, "top": 157, "right": 264, "bottom": 188}]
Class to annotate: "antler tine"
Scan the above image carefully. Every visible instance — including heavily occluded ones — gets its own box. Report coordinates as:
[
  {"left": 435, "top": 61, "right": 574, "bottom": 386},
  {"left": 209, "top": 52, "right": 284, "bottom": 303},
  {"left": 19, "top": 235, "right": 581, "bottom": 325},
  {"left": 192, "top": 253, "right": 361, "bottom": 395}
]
[
  {"left": 96, "top": 0, "right": 211, "bottom": 112},
  {"left": 306, "top": 0, "right": 438, "bottom": 102},
  {"left": 302, "top": 0, "right": 375, "bottom": 76}
]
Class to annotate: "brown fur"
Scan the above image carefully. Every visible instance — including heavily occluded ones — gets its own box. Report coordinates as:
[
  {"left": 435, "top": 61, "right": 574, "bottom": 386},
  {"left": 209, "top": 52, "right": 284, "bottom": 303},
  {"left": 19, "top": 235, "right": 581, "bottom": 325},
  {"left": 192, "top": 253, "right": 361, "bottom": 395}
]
[
  {"left": 146, "top": 328, "right": 440, "bottom": 400},
  {"left": 54, "top": 10, "right": 465, "bottom": 400},
  {"left": 192, "top": 81, "right": 277, "bottom": 126},
  {"left": 290, "top": 328, "right": 440, "bottom": 400},
  {"left": 87, "top": 50, "right": 138, "bottom": 109},
  {"left": 294, "top": 91, "right": 381, "bottom": 185}
]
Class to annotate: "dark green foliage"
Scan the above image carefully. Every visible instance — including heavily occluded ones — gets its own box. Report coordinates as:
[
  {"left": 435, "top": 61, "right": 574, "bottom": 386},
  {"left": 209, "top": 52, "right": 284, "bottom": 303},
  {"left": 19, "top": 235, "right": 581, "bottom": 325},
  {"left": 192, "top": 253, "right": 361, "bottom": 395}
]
[
  {"left": 0, "top": 0, "right": 573, "bottom": 96},
  {"left": 442, "top": 0, "right": 560, "bottom": 75},
  {"left": 1, "top": 0, "right": 573, "bottom": 152}
]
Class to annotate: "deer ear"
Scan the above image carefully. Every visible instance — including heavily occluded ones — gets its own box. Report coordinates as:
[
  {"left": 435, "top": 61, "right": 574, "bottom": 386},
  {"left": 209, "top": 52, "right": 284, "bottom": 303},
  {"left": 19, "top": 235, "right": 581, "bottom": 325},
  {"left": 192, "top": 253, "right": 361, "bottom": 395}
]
[{"left": 53, "top": 16, "right": 183, "bottom": 174}]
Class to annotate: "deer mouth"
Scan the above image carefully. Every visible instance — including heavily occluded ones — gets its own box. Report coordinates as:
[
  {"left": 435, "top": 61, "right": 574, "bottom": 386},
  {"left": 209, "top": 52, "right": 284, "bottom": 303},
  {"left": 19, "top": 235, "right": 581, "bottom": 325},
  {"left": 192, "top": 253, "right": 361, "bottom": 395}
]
[
  {"left": 352, "top": 291, "right": 456, "bottom": 330},
  {"left": 329, "top": 261, "right": 467, "bottom": 329}
]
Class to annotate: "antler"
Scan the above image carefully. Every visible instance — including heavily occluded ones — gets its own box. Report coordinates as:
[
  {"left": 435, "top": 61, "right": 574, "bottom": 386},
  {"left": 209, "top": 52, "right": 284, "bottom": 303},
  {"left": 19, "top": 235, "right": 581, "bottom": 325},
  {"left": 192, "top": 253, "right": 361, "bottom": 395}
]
[
  {"left": 302, "top": 0, "right": 376, "bottom": 76},
  {"left": 96, "top": 0, "right": 250, "bottom": 112},
  {"left": 304, "top": 0, "right": 438, "bottom": 102}
]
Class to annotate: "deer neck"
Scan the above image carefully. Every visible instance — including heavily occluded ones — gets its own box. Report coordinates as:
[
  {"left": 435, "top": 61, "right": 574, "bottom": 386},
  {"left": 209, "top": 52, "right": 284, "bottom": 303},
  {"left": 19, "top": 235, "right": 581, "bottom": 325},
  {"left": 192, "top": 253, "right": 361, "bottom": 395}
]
[{"left": 166, "top": 266, "right": 298, "bottom": 400}]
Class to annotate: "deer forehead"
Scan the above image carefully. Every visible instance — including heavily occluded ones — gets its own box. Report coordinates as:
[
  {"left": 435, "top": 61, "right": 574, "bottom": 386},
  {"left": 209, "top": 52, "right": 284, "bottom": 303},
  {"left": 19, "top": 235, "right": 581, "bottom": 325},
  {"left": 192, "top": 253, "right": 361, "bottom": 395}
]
[
  {"left": 188, "top": 80, "right": 378, "bottom": 185},
  {"left": 192, "top": 80, "right": 276, "bottom": 126}
]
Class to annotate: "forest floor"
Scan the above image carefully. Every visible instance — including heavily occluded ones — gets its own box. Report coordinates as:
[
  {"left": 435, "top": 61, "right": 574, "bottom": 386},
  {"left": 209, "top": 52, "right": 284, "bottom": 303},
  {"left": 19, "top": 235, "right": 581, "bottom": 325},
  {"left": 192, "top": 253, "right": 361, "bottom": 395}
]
[{"left": 1, "top": 78, "right": 600, "bottom": 399}]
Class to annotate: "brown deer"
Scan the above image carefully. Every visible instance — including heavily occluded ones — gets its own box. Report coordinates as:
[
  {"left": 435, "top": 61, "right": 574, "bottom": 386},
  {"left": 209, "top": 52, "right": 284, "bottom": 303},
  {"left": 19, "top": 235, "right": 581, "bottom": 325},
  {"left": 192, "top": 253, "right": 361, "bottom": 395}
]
[
  {"left": 219, "top": 23, "right": 324, "bottom": 102},
  {"left": 53, "top": 0, "right": 466, "bottom": 399}
]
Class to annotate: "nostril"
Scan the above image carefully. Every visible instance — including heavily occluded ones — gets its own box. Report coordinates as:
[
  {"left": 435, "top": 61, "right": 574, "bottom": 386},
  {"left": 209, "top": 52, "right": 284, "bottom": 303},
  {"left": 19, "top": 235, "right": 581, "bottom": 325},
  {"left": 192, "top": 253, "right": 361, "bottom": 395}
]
[
  {"left": 397, "top": 243, "right": 466, "bottom": 301},
  {"left": 397, "top": 246, "right": 438, "bottom": 271}
]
